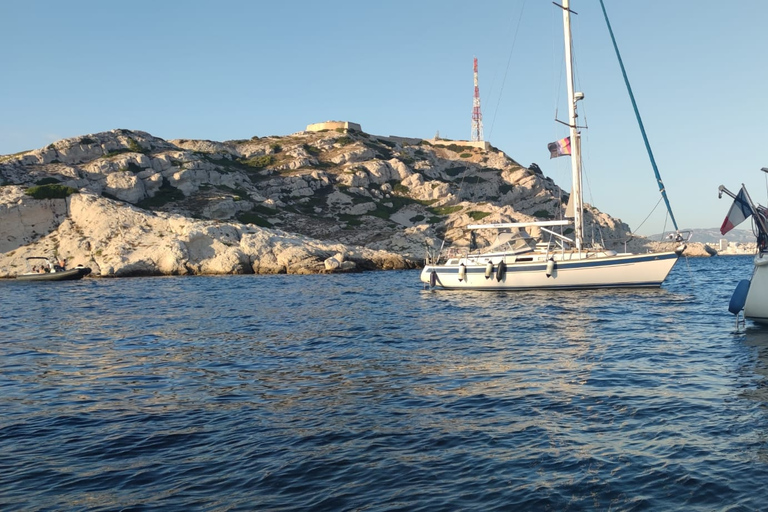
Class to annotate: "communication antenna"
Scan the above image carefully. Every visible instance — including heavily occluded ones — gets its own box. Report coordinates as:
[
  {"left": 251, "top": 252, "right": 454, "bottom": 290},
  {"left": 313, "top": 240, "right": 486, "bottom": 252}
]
[{"left": 471, "top": 57, "right": 484, "bottom": 142}]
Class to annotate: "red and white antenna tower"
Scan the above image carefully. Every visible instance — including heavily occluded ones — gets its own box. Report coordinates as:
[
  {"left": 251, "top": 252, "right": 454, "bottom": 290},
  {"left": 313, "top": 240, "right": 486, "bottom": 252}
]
[{"left": 471, "top": 57, "right": 484, "bottom": 142}]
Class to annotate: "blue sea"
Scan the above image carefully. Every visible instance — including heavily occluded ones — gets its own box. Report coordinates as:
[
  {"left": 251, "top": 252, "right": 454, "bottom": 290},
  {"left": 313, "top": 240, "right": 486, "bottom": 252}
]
[{"left": 2, "top": 255, "right": 768, "bottom": 511}]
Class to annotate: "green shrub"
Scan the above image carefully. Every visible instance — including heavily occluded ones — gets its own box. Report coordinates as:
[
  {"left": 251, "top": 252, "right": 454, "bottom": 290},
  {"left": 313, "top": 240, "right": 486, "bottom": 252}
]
[
  {"left": 295, "top": 195, "right": 328, "bottom": 213},
  {"left": 242, "top": 204, "right": 272, "bottom": 216},
  {"left": 397, "top": 153, "right": 415, "bottom": 165},
  {"left": 369, "top": 204, "right": 392, "bottom": 220},
  {"left": 533, "top": 209, "right": 553, "bottom": 219},
  {"left": 430, "top": 205, "right": 463, "bottom": 216},
  {"left": 237, "top": 212, "right": 272, "bottom": 227},
  {"left": 127, "top": 138, "right": 147, "bottom": 154},
  {"left": 468, "top": 211, "right": 491, "bottom": 221},
  {"left": 410, "top": 214, "right": 426, "bottom": 222},
  {"left": 241, "top": 155, "right": 274, "bottom": 169},
  {"left": 336, "top": 136, "right": 353, "bottom": 146},
  {"left": 136, "top": 178, "right": 184, "bottom": 208},
  {"left": 35, "top": 177, "right": 61, "bottom": 186},
  {"left": 25, "top": 184, "right": 78, "bottom": 199},
  {"left": 269, "top": 143, "right": 282, "bottom": 153},
  {"left": 445, "top": 167, "right": 466, "bottom": 177},
  {"left": 393, "top": 183, "right": 410, "bottom": 194},
  {"left": 436, "top": 143, "right": 470, "bottom": 153},
  {"left": 459, "top": 153, "right": 472, "bottom": 158},
  {"left": 338, "top": 214, "right": 363, "bottom": 227},
  {"left": 303, "top": 144, "right": 321, "bottom": 156},
  {"left": 216, "top": 184, "right": 250, "bottom": 200},
  {"left": 363, "top": 141, "right": 393, "bottom": 160},
  {"left": 79, "top": 137, "right": 96, "bottom": 145},
  {"left": 105, "top": 149, "right": 133, "bottom": 158}
]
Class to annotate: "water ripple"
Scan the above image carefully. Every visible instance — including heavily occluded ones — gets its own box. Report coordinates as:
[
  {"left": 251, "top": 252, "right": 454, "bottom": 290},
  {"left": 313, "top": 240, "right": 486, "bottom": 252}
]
[{"left": 1, "top": 258, "right": 768, "bottom": 510}]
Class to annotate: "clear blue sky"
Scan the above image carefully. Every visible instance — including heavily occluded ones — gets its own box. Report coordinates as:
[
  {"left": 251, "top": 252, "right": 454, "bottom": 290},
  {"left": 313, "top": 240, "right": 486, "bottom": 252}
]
[{"left": 2, "top": 1, "right": 765, "bottom": 234}]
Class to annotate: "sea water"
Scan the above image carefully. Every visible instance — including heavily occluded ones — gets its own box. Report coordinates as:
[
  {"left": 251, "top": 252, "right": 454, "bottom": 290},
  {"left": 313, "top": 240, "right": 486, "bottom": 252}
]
[{"left": 2, "top": 255, "right": 767, "bottom": 511}]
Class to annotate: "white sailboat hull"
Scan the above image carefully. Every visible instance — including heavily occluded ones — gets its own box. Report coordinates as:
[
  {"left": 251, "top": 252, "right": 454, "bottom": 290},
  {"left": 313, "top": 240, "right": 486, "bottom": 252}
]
[
  {"left": 421, "top": 251, "right": 680, "bottom": 290},
  {"left": 744, "top": 253, "right": 768, "bottom": 324}
]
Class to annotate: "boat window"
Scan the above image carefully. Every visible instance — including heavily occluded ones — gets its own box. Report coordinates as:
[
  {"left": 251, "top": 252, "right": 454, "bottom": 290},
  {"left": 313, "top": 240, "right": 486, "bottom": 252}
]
[{"left": 486, "top": 232, "right": 534, "bottom": 254}]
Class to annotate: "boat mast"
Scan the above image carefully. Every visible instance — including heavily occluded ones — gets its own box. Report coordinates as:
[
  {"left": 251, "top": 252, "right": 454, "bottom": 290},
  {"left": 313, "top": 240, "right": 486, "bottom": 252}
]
[{"left": 562, "top": 0, "right": 583, "bottom": 250}]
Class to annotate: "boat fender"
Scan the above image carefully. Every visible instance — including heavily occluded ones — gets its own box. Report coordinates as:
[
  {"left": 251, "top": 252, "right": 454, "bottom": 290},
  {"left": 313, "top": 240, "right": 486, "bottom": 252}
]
[
  {"left": 755, "top": 253, "right": 768, "bottom": 267},
  {"left": 458, "top": 264, "right": 466, "bottom": 282},
  {"left": 430, "top": 270, "right": 437, "bottom": 288},
  {"left": 728, "top": 279, "right": 751, "bottom": 315},
  {"left": 485, "top": 261, "right": 493, "bottom": 279},
  {"left": 546, "top": 258, "right": 556, "bottom": 278},
  {"left": 495, "top": 261, "right": 506, "bottom": 282}
]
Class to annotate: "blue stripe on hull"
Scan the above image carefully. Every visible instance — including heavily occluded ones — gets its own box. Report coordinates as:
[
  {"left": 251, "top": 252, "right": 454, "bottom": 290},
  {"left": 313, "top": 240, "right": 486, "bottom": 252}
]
[{"left": 426, "top": 281, "right": 664, "bottom": 291}]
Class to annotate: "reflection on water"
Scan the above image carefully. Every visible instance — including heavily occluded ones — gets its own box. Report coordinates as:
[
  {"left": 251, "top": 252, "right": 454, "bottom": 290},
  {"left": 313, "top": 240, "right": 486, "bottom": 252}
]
[{"left": 1, "top": 257, "right": 768, "bottom": 510}]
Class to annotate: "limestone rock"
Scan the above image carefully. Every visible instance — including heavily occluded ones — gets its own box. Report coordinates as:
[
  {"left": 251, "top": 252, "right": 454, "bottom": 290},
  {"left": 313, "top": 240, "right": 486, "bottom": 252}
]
[
  {"left": 105, "top": 171, "right": 146, "bottom": 203},
  {"left": 0, "top": 126, "right": 686, "bottom": 279},
  {"left": 0, "top": 190, "right": 414, "bottom": 277}
]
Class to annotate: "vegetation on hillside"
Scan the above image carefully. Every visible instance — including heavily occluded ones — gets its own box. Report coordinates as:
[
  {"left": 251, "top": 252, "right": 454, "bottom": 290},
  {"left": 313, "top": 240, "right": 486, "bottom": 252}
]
[{"left": 25, "top": 184, "right": 78, "bottom": 199}]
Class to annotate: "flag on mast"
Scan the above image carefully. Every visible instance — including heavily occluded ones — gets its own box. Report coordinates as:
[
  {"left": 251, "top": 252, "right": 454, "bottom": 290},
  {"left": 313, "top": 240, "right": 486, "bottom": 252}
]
[
  {"left": 720, "top": 186, "right": 753, "bottom": 235},
  {"left": 548, "top": 136, "right": 571, "bottom": 158}
]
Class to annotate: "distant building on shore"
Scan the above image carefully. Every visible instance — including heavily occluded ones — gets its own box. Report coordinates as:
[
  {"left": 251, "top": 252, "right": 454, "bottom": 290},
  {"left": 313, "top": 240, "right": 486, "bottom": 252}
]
[
  {"left": 306, "top": 121, "right": 362, "bottom": 133},
  {"left": 427, "top": 138, "right": 490, "bottom": 151}
]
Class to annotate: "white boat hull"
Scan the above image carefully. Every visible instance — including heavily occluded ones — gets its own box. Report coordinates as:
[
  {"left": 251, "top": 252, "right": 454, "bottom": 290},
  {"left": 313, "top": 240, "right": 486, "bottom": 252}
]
[
  {"left": 744, "top": 253, "right": 768, "bottom": 324},
  {"left": 421, "top": 251, "right": 680, "bottom": 290}
]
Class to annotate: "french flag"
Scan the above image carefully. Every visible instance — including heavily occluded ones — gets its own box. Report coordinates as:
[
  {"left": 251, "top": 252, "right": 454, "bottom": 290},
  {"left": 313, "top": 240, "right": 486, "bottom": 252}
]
[{"left": 720, "top": 186, "right": 753, "bottom": 235}]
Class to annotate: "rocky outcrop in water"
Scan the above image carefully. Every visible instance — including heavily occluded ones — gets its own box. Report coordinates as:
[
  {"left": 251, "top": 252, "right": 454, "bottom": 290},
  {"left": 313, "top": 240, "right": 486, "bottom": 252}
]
[{"left": 0, "top": 127, "right": 689, "bottom": 277}]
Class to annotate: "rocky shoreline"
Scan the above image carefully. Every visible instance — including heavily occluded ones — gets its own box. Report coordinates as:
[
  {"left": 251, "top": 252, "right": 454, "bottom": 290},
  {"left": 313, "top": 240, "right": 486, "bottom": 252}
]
[{"left": 0, "top": 127, "right": 743, "bottom": 278}]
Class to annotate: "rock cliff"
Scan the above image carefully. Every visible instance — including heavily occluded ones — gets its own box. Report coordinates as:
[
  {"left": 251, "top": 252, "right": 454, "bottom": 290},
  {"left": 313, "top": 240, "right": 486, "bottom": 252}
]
[{"left": 0, "top": 127, "right": 695, "bottom": 277}]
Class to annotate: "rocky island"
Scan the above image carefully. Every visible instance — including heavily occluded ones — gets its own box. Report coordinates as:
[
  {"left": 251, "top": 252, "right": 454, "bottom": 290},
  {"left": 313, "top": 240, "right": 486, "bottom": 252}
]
[{"left": 0, "top": 123, "right": 712, "bottom": 278}]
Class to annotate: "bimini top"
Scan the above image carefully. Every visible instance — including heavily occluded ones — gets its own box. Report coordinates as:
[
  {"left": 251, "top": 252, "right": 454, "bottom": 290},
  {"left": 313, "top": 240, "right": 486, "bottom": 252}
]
[{"left": 466, "top": 220, "right": 570, "bottom": 230}]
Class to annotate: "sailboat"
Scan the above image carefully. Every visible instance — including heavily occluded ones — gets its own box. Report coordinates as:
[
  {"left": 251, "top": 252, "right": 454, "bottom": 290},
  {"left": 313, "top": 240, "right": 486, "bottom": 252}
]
[
  {"left": 721, "top": 171, "right": 768, "bottom": 325},
  {"left": 420, "top": 0, "right": 687, "bottom": 291}
]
